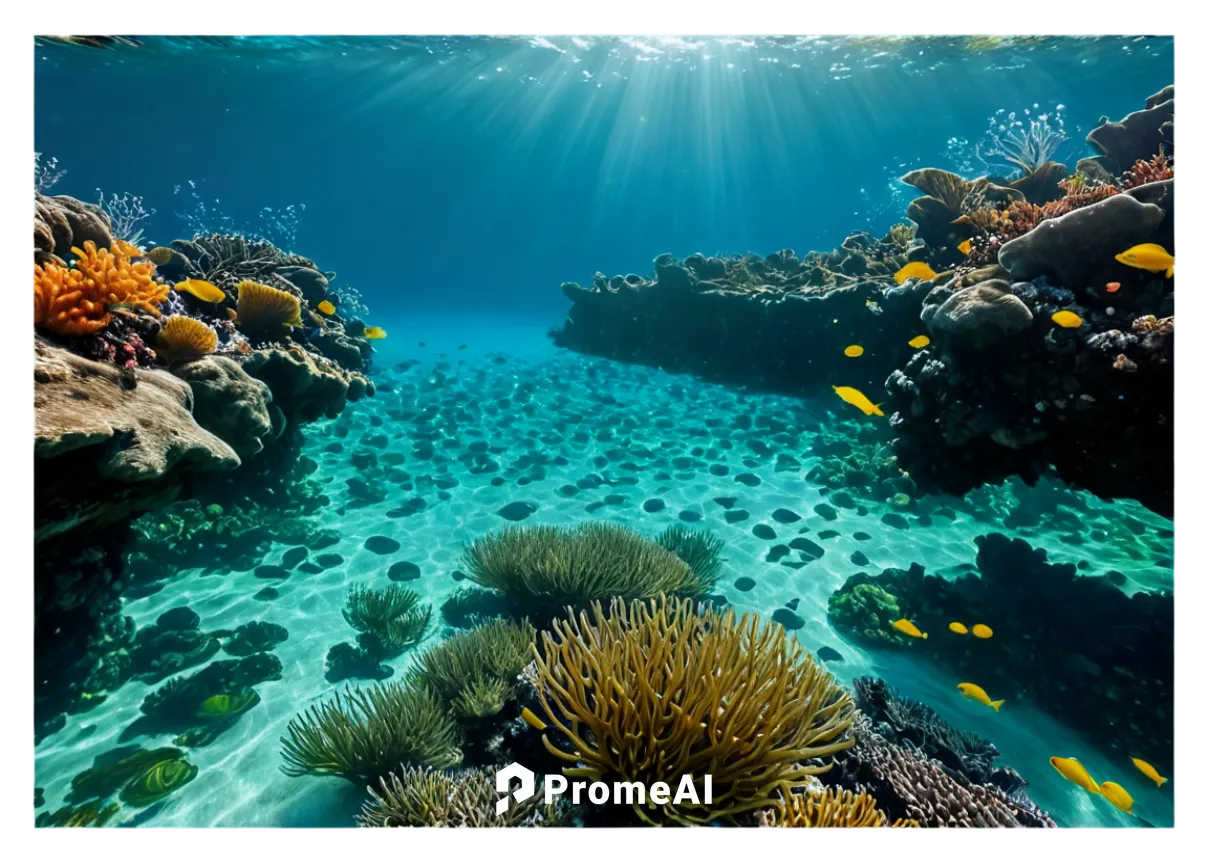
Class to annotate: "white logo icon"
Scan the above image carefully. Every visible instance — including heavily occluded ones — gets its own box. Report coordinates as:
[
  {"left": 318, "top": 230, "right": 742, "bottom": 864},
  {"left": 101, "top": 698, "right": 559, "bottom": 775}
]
[{"left": 495, "top": 762, "right": 535, "bottom": 814}]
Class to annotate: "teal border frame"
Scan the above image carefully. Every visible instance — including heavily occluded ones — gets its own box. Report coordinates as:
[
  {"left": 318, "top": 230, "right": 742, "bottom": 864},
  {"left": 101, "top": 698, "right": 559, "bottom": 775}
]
[{"left": 4, "top": 1, "right": 1203, "bottom": 850}]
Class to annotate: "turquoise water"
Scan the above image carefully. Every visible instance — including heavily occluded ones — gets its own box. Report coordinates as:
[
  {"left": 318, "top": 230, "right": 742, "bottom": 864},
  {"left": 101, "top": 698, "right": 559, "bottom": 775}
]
[{"left": 33, "top": 35, "right": 1174, "bottom": 829}]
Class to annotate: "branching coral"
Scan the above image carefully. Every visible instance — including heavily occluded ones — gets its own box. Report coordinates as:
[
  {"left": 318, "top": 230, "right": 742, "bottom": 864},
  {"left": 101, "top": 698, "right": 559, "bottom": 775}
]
[
  {"left": 34, "top": 240, "right": 167, "bottom": 335},
  {"left": 408, "top": 618, "right": 535, "bottom": 714},
  {"left": 534, "top": 594, "right": 855, "bottom": 825},
  {"left": 156, "top": 315, "right": 218, "bottom": 361},
  {"left": 464, "top": 523, "right": 710, "bottom": 618},
  {"left": 1121, "top": 150, "right": 1173, "bottom": 189},
  {"left": 757, "top": 787, "right": 916, "bottom": 827},
  {"left": 357, "top": 765, "right": 562, "bottom": 827},
  {"left": 280, "top": 682, "right": 462, "bottom": 783},
  {"left": 235, "top": 279, "right": 303, "bottom": 333}
]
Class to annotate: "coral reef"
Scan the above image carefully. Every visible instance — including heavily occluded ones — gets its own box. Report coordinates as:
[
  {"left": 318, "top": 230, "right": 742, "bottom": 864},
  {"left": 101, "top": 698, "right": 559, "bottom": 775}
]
[
  {"left": 533, "top": 594, "right": 854, "bottom": 825},
  {"left": 358, "top": 765, "right": 565, "bottom": 827},
  {"left": 35, "top": 240, "right": 168, "bottom": 336},
  {"left": 756, "top": 787, "right": 915, "bottom": 828},
  {"left": 828, "top": 533, "right": 1173, "bottom": 769},
  {"left": 35, "top": 193, "right": 113, "bottom": 263}
]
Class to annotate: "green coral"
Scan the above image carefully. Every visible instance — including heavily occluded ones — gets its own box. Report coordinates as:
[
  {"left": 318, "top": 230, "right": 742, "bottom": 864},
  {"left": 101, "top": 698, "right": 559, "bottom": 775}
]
[
  {"left": 655, "top": 525, "right": 725, "bottom": 594},
  {"left": 464, "top": 522, "right": 712, "bottom": 618},
  {"left": 280, "top": 682, "right": 462, "bottom": 784},
  {"left": 408, "top": 618, "right": 535, "bottom": 717},
  {"left": 357, "top": 765, "right": 563, "bottom": 827},
  {"left": 342, "top": 583, "right": 432, "bottom": 659},
  {"left": 826, "top": 580, "right": 905, "bottom": 644}
]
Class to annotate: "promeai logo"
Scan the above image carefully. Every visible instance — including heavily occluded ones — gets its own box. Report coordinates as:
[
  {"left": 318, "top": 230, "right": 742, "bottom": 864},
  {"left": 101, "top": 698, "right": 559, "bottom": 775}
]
[{"left": 494, "top": 762, "right": 712, "bottom": 812}]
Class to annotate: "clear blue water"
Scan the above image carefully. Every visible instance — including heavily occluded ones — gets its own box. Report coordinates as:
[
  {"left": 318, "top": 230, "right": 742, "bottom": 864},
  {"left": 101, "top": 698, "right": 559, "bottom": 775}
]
[{"left": 33, "top": 35, "right": 1174, "bottom": 829}]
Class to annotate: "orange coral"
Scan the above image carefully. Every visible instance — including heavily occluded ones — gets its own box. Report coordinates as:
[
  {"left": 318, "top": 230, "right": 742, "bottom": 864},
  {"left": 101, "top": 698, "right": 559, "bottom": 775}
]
[
  {"left": 1121, "top": 151, "right": 1173, "bottom": 189},
  {"left": 34, "top": 240, "right": 167, "bottom": 335},
  {"left": 157, "top": 315, "right": 218, "bottom": 361}
]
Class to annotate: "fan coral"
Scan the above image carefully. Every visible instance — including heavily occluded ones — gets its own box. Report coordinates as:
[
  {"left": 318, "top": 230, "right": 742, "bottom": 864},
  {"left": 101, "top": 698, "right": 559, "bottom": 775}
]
[
  {"left": 280, "top": 681, "right": 462, "bottom": 784},
  {"left": 235, "top": 279, "right": 303, "bottom": 334},
  {"left": 357, "top": 765, "right": 563, "bottom": 827},
  {"left": 533, "top": 594, "right": 855, "bottom": 825},
  {"left": 464, "top": 523, "right": 713, "bottom": 619},
  {"left": 408, "top": 618, "right": 535, "bottom": 713},
  {"left": 1121, "top": 150, "right": 1173, "bottom": 189},
  {"left": 757, "top": 787, "right": 916, "bottom": 827},
  {"left": 34, "top": 240, "right": 167, "bottom": 335},
  {"left": 156, "top": 315, "right": 218, "bottom": 361}
]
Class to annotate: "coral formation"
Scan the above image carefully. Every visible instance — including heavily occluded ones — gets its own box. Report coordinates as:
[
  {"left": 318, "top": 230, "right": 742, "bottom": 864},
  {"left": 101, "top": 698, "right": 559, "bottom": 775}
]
[
  {"left": 35, "top": 240, "right": 167, "bottom": 336},
  {"left": 828, "top": 533, "right": 1173, "bottom": 769},
  {"left": 463, "top": 522, "right": 718, "bottom": 620},
  {"left": 156, "top": 315, "right": 218, "bottom": 361},
  {"left": 235, "top": 279, "right": 304, "bottom": 336},
  {"left": 358, "top": 765, "right": 563, "bottom": 827},
  {"left": 533, "top": 595, "right": 854, "bottom": 825},
  {"left": 408, "top": 618, "right": 536, "bottom": 716},
  {"left": 757, "top": 787, "right": 914, "bottom": 828},
  {"left": 35, "top": 193, "right": 113, "bottom": 263}
]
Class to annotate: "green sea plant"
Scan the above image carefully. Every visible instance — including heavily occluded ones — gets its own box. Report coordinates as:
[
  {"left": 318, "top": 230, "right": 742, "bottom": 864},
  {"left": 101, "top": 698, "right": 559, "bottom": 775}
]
[
  {"left": 654, "top": 525, "right": 724, "bottom": 593},
  {"left": 36, "top": 799, "right": 121, "bottom": 827},
  {"left": 119, "top": 756, "right": 199, "bottom": 807},
  {"left": 440, "top": 586, "right": 509, "bottom": 628},
  {"left": 826, "top": 580, "right": 904, "bottom": 644},
  {"left": 408, "top": 618, "right": 535, "bottom": 715},
  {"left": 343, "top": 584, "right": 425, "bottom": 633},
  {"left": 68, "top": 746, "right": 188, "bottom": 804},
  {"left": 533, "top": 594, "right": 854, "bottom": 825},
  {"left": 280, "top": 681, "right": 462, "bottom": 784},
  {"left": 463, "top": 522, "right": 712, "bottom": 618},
  {"left": 357, "top": 765, "right": 562, "bottom": 827}
]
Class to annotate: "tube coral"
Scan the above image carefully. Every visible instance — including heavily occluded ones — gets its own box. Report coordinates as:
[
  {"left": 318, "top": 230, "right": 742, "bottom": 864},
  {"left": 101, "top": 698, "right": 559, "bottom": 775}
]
[
  {"left": 34, "top": 240, "right": 167, "bottom": 335},
  {"left": 534, "top": 594, "right": 855, "bottom": 825}
]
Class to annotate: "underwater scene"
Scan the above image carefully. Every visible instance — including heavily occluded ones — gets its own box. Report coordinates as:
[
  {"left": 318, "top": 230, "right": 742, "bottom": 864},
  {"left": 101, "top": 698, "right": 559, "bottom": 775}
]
[{"left": 32, "top": 35, "right": 1174, "bottom": 829}]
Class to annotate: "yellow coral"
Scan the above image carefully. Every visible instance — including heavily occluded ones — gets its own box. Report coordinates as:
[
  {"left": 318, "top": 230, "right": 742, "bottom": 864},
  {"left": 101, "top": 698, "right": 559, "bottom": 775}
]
[
  {"left": 34, "top": 240, "right": 167, "bottom": 336},
  {"left": 534, "top": 594, "right": 855, "bottom": 826},
  {"left": 758, "top": 788, "right": 919, "bottom": 827},
  {"left": 235, "top": 280, "right": 303, "bottom": 332},
  {"left": 157, "top": 315, "right": 218, "bottom": 361}
]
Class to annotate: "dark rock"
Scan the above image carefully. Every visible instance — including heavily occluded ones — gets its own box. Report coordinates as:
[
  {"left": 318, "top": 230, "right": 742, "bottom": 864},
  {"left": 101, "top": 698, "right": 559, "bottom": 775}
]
[
  {"left": 772, "top": 608, "right": 805, "bottom": 631},
  {"left": 679, "top": 510, "right": 702, "bottom": 523},
  {"left": 771, "top": 508, "right": 801, "bottom": 524},
  {"left": 254, "top": 564, "right": 290, "bottom": 579},
  {"left": 813, "top": 503, "right": 839, "bottom": 521},
  {"left": 817, "top": 646, "right": 844, "bottom": 663},
  {"left": 643, "top": 498, "right": 666, "bottom": 513},
  {"left": 388, "top": 561, "right": 421, "bottom": 582},
  {"left": 363, "top": 535, "right": 401, "bottom": 555},
  {"left": 881, "top": 513, "right": 910, "bottom": 530},
  {"left": 713, "top": 496, "right": 738, "bottom": 509},
  {"left": 315, "top": 553, "right": 344, "bottom": 569},
  {"left": 851, "top": 551, "right": 871, "bottom": 567},
  {"left": 734, "top": 577, "right": 756, "bottom": 592},
  {"left": 752, "top": 524, "right": 777, "bottom": 540},
  {"left": 281, "top": 547, "right": 308, "bottom": 569},
  {"left": 724, "top": 509, "right": 750, "bottom": 524},
  {"left": 766, "top": 544, "right": 791, "bottom": 563},
  {"left": 497, "top": 502, "right": 538, "bottom": 522},
  {"left": 253, "top": 587, "right": 279, "bottom": 602},
  {"left": 736, "top": 473, "right": 762, "bottom": 487}
]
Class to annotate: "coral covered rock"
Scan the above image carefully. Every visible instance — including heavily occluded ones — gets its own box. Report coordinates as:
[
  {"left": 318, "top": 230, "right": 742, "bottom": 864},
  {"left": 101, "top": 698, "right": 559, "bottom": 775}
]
[
  {"left": 34, "top": 193, "right": 113, "bottom": 263},
  {"left": 240, "top": 345, "right": 373, "bottom": 428},
  {"left": 1086, "top": 86, "right": 1174, "bottom": 174},
  {"left": 171, "top": 355, "right": 274, "bottom": 457},
  {"left": 35, "top": 339, "right": 239, "bottom": 541},
  {"left": 929, "top": 281, "right": 1034, "bottom": 351}
]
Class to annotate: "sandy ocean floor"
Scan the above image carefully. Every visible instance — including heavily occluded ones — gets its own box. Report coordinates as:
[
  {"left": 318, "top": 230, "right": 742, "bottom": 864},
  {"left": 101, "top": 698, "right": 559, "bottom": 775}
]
[{"left": 33, "top": 315, "right": 1175, "bottom": 828}]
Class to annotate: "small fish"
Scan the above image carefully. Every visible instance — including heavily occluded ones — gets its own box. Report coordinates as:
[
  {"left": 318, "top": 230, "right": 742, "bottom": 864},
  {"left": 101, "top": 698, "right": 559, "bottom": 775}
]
[
  {"left": 1051, "top": 310, "right": 1083, "bottom": 329},
  {"left": 833, "top": 385, "right": 883, "bottom": 417},
  {"left": 894, "top": 261, "right": 938, "bottom": 284},
  {"left": 174, "top": 278, "right": 226, "bottom": 303},
  {"left": 317, "top": 300, "right": 336, "bottom": 315},
  {"left": 226, "top": 307, "right": 238, "bottom": 321},
  {"left": 844, "top": 345, "right": 864, "bottom": 357},
  {"left": 949, "top": 622, "right": 969, "bottom": 635},
  {"left": 1131, "top": 757, "right": 1167, "bottom": 787},
  {"left": 971, "top": 624, "right": 993, "bottom": 639},
  {"left": 1100, "top": 781, "right": 1134, "bottom": 814},
  {"left": 363, "top": 326, "right": 388, "bottom": 340},
  {"left": 957, "top": 682, "right": 1004, "bottom": 711},
  {"left": 146, "top": 246, "right": 175, "bottom": 266},
  {"left": 520, "top": 706, "right": 547, "bottom": 731},
  {"left": 1050, "top": 756, "right": 1100, "bottom": 794},
  {"left": 1105, "top": 282, "right": 1121, "bottom": 294},
  {"left": 891, "top": 618, "right": 927, "bottom": 639},
  {"left": 1115, "top": 243, "right": 1173, "bottom": 278},
  {"left": 957, "top": 239, "right": 973, "bottom": 255},
  {"left": 865, "top": 299, "right": 883, "bottom": 315},
  {"left": 908, "top": 335, "right": 931, "bottom": 349}
]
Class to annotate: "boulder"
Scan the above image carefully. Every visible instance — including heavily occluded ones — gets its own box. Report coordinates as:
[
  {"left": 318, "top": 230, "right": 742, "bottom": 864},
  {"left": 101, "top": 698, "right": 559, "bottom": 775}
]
[
  {"left": 35, "top": 194, "right": 113, "bottom": 262},
  {"left": 1087, "top": 88, "right": 1174, "bottom": 173},
  {"left": 171, "top": 356, "right": 275, "bottom": 457},
  {"left": 929, "top": 281, "right": 1033, "bottom": 350}
]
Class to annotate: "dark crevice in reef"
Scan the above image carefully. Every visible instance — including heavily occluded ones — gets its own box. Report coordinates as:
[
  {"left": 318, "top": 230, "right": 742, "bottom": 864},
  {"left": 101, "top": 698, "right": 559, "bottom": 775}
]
[{"left": 551, "top": 87, "right": 1174, "bottom": 516}]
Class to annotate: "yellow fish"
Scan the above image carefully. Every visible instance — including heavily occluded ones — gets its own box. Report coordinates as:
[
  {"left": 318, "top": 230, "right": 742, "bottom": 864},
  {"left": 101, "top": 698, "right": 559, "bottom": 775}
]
[
  {"left": 520, "top": 706, "right": 547, "bottom": 731},
  {"left": 1051, "top": 310, "right": 1083, "bottom": 329},
  {"left": 1050, "top": 756, "right": 1100, "bottom": 794},
  {"left": 833, "top": 385, "right": 883, "bottom": 417},
  {"left": 1130, "top": 757, "right": 1167, "bottom": 787},
  {"left": 174, "top": 278, "right": 226, "bottom": 303},
  {"left": 894, "top": 261, "right": 937, "bottom": 284},
  {"left": 949, "top": 622, "right": 969, "bottom": 634},
  {"left": 363, "top": 326, "right": 388, "bottom": 340},
  {"left": 908, "top": 335, "right": 930, "bottom": 349},
  {"left": 146, "top": 246, "right": 175, "bottom": 266},
  {"left": 844, "top": 345, "right": 864, "bottom": 357},
  {"left": 1115, "top": 243, "right": 1173, "bottom": 278},
  {"left": 891, "top": 618, "right": 927, "bottom": 639},
  {"left": 957, "top": 682, "right": 1004, "bottom": 711},
  {"left": 1099, "top": 781, "right": 1134, "bottom": 814},
  {"left": 971, "top": 624, "right": 993, "bottom": 639},
  {"left": 317, "top": 300, "right": 336, "bottom": 315},
  {"left": 957, "top": 239, "right": 973, "bottom": 255}
]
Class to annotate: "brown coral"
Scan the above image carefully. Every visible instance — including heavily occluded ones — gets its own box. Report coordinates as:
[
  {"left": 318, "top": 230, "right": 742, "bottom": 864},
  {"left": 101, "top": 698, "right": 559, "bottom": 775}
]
[
  {"left": 534, "top": 594, "right": 855, "bottom": 826},
  {"left": 1121, "top": 150, "right": 1173, "bottom": 189},
  {"left": 757, "top": 787, "right": 917, "bottom": 828},
  {"left": 34, "top": 240, "right": 167, "bottom": 336},
  {"left": 156, "top": 315, "right": 218, "bottom": 361},
  {"left": 234, "top": 280, "right": 303, "bottom": 333}
]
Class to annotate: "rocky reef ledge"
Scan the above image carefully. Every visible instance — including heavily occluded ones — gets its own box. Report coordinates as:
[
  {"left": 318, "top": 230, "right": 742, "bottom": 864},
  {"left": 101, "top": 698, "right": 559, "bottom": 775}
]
[
  {"left": 34, "top": 221, "right": 375, "bottom": 741},
  {"left": 551, "top": 87, "right": 1173, "bottom": 515}
]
